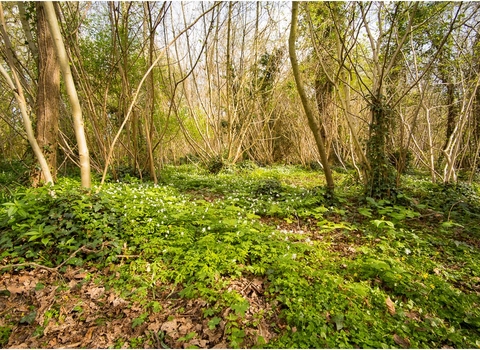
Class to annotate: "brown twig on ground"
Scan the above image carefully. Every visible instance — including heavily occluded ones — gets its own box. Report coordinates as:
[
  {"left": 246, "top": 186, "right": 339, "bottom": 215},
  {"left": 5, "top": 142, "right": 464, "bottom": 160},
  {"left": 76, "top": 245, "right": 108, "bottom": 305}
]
[{"left": 0, "top": 244, "right": 107, "bottom": 274}]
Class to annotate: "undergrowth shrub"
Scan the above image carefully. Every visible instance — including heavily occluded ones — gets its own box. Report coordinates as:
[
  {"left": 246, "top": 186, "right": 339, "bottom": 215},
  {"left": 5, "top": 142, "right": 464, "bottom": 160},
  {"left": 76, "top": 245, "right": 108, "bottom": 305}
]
[
  {"left": 254, "top": 178, "right": 283, "bottom": 197},
  {"left": 0, "top": 179, "right": 123, "bottom": 268},
  {"left": 206, "top": 156, "right": 224, "bottom": 175},
  {"left": 439, "top": 182, "right": 480, "bottom": 218},
  {"left": 0, "top": 160, "right": 30, "bottom": 190}
]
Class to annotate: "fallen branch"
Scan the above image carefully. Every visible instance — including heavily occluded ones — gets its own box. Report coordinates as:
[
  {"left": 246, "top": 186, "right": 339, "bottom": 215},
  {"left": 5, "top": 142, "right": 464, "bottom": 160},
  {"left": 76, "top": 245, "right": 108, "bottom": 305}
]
[
  {"left": 0, "top": 244, "right": 107, "bottom": 274},
  {"left": 0, "top": 262, "right": 59, "bottom": 274}
]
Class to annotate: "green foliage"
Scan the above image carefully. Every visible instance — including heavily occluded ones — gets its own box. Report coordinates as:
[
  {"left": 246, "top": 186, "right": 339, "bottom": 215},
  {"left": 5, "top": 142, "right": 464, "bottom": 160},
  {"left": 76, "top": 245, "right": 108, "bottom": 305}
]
[
  {"left": 132, "top": 312, "right": 149, "bottom": 329},
  {"left": 0, "top": 178, "right": 123, "bottom": 267},
  {"left": 0, "top": 161, "right": 29, "bottom": 203},
  {"left": 206, "top": 156, "right": 224, "bottom": 175},
  {"left": 0, "top": 325, "right": 12, "bottom": 347},
  {"left": 254, "top": 178, "right": 283, "bottom": 196},
  {"left": 1, "top": 165, "right": 479, "bottom": 348}
]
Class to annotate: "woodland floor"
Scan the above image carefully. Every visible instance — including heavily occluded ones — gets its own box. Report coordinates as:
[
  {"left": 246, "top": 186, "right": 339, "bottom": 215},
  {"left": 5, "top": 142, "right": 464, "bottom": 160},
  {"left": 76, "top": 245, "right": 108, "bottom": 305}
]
[{"left": 1, "top": 163, "right": 480, "bottom": 348}]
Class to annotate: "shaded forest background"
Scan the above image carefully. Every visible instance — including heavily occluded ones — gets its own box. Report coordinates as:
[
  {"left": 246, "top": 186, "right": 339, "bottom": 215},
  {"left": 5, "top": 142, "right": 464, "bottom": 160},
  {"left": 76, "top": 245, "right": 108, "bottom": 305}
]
[{"left": 1, "top": 1, "right": 480, "bottom": 196}]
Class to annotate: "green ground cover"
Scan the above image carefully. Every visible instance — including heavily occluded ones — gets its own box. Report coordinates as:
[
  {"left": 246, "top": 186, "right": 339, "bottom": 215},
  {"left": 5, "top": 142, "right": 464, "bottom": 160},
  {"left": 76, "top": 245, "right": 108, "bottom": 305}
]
[{"left": 1, "top": 163, "right": 479, "bottom": 348}]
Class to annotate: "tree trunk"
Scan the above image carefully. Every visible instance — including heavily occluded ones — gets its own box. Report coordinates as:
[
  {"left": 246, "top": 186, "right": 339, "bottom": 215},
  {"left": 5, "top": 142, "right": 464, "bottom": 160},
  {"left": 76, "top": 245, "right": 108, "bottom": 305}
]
[
  {"left": 289, "top": 1, "right": 334, "bottom": 194},
  {"left": 34, "top": 2, "right": 60, "bottom": 184},
  {"left": 0, "top": 2, "right": 53, "bottom": 185},
  {"left": 43, "top": 1, "right": 91, "bottom": 188}
]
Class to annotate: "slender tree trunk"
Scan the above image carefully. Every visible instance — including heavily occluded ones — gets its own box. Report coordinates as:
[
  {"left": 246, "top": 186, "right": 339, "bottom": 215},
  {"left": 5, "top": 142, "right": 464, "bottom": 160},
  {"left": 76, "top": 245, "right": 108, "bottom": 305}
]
[
  {"left": 17, "top": 1, "right": 38, "bottom": 60},
  {"left": 43, "top": 1, "right": 91, "bottom": 188},
  {"left": 289, "top": 1, "right": 334, "bottom": 194},
  {"left": 225, "top": 1, "right": 233, "bottom": 160},
  {"left": 439, "top": 81, "right": 458, "bottom": 167},
  {"left": 314, "top": 71, "right": 334, "bottom": 162},
  {"left": 35, "top": 2, "right": 60, "bottom": 184}
]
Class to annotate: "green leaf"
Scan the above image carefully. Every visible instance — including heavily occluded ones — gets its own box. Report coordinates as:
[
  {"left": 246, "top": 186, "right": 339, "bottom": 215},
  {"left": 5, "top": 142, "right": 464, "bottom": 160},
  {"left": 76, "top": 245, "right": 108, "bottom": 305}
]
[
  {"left": 348, "top": 283, "right": 369, "bottom": 297},
  {"left": 223, "top": 218, "right": 238, "bottom": 226},
  {"left": 28, "top": 234, "right": 41, "bottom": 242},
  {"left": 331, "top": 314, "right": 344, "bottom": 331},
  {"left": 246, "top": 212, "right": 260, "bottom": 219},
  {"left": 358, "top": 207, "right": 372, "bottom": 217},
  {"left": 441, "top": 221, "right": 463, "bottom": 228},
  {"left": 19, "top": 311, "right": 36, "bottom": 325},
  {"left": 231, "top": 300, "right": 249, "bottom": 316},
  {"left": 371, "top": 219, "right": 395, "bottom": 229},
  {"left": 208, "top": 316, "right": 222, "bottom": 330},
  {"left": 178, "top": 331, "right": 196, "bottom": 342},
  {"left": 365, "top": 258, "right": 390, "bottom": 271},
  {"left": 132, "top": 312, "right": 148, "bottom": 328},
  {"left": 203, "top": 308, "right": 216, "bottom": 317}
]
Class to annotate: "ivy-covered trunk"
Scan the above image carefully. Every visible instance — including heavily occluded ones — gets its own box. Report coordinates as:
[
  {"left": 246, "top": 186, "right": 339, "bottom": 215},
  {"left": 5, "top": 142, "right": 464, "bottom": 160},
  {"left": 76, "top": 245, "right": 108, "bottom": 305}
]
[{"left": 365, "top": 92, "right": 396, "bottom": 198}]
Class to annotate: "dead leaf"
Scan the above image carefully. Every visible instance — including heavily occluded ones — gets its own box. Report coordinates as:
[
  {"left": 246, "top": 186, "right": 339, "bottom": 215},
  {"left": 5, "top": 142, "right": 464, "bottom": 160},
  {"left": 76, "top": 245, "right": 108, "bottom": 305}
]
[
  {"left": 83, "top": 327, "right": 95, "bottom": 344},
  {"left": 148, "top": 321, "right": 162, "bottom": 332},
  {"left": 6, "top": 284, "right": 26, "bottom": 295},
  {"left": 212, "top": 342, "right": 228, "bottom": 349},
  {"left": 108, "top": 292, "right": 127, "bottom": 307},
  {"left": 86, "top": 286, "right": 105, "bottom": 299},
  {"left": 385, "top": 296, "right": 396, "bottom": 315},
  {"left": 405, "top": 311, "right": 420, "bottom": 321},
  {"left": 68, "top": 279, "right": 78, "bottom": 289},
  {"left": 64, "top": 342, "right": 82, "bottom": 348},
  {"left": 179, "top": 321, "right": 194, "bottom": 335},
  {"left": 161, "top": 319, "right": 178, "bottom": 334},
  {"left": 393, "top": 333, "right": 410, "bottom": 348},
  {"left": 203, "top": 327, "right": 222, "bottom": 343},
  {"left": 187, "top": 339, "right": 208, "bottom": 348},
  {"left": 18, "top": 275, "right": 30, "bottom": 284},
  {"left": 64, "top": 266, "right": 75, "bottom": 279}
]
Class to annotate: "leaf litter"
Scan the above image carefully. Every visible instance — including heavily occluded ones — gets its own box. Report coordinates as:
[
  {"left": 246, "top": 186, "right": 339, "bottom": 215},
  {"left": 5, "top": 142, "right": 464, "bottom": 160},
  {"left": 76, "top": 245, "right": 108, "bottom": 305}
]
[{"left": 0, "top": 266, "right": 279, "bottom": 348}]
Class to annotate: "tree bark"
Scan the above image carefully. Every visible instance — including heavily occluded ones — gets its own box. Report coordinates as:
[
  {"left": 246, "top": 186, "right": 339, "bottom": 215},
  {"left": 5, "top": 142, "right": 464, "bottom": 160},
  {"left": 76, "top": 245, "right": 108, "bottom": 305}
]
[
  {"left": 43, "top": 1, "right": 91, "bottom": 188},
  {"left": 0, "top": 2, "right": 53, "bottom": 185},
  {"left": 289, "top": 1, "right": 334, "bottom": 193},
  {"left": 35, "top": 2, "right": 60, "bottom": 184}
]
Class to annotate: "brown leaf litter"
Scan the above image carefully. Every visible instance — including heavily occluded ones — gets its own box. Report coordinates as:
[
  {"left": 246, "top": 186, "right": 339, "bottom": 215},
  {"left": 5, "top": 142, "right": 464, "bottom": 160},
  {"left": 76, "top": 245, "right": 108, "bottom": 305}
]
[{"left": 0, "top": 266, "right": 280, "bottom": 348}]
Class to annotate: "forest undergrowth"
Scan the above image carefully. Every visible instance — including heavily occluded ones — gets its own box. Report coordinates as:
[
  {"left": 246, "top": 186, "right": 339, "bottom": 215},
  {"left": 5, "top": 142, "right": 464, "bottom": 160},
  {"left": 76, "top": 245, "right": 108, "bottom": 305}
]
[{"left": 1, "top": 162, "right": 480, "bottom": 348}]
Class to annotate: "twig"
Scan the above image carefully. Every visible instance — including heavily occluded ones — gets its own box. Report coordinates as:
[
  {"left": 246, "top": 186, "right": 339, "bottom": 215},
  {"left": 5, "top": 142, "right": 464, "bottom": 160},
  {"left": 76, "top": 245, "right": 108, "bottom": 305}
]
[
  {"left": 0, "top": 244, "right": 107, "bottom": 274},
  {"left": 0, "top": 262, "right": 59, "bottom": 274},
  {"left": 56, "top": 245, "right": 99, "bottom": 270},
  {"left": 447, "top": 201, "right": 463, "bottom": 222}
]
